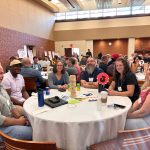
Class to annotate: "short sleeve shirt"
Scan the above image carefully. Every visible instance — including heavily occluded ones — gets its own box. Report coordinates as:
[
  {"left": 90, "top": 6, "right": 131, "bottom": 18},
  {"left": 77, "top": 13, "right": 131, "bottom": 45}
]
[
  {"left": 1, "top": 71, "right": 25, "bottom": 102},
  {"left": 0, "top": 85, "right": 15, "bottom": 126},
  {"left": 114, "top": 72, "right": 140, "bottom": 103}
]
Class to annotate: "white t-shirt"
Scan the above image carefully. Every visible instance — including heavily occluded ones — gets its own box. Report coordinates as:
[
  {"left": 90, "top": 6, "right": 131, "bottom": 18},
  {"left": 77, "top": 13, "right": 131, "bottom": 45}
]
[{"left": 1, "top": 71, "right": 25, "bottom": 102}]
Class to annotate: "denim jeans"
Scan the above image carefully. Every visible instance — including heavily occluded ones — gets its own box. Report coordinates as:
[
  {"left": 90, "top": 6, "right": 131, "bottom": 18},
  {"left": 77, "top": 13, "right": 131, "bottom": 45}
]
[{"left": 0, "top": 125, "right": 32, "bottom": 142}]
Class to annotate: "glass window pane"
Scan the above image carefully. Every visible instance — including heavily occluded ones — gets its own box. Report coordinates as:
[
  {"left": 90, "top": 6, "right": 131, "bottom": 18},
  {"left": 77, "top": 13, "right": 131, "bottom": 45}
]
[
  {"left": 78, "top": 11, "right": 90, "bottom": 19},
  {"left": 55, "top": 13, "right": 65, "bottom": 20},
  {"left": 66, "top": 11, "right": 77, "bottom": 19},
  {"left": 145, "top": 5, "right": 150, "bottom": 14},
  {"left": 90, "top": 10, "right": 102, "bottom": 18},
  {"left": 132, "top": 6, "right": 144, "bottom": 14},
  {"left": 117, "top": 7, "right": 131, "bottom": 16},
  {"left": 103, "top": 8, "right": 116, "bottom": 17}
]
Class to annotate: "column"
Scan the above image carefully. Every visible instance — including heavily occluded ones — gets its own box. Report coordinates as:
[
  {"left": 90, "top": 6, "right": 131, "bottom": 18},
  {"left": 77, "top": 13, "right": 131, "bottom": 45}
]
[{"left": 128, "top": 38, "right": 135, "bottom": 58}]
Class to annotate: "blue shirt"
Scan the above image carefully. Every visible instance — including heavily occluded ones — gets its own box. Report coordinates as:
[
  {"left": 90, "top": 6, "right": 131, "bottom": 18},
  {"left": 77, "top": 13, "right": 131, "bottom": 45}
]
[
  {"left": 21, "top": 66, "right": 45, "bottom": 87},
  {"left": 81, "top": 67, "right": 103, "bottom": 82},
  {"left": 48, "top": 72, "right": 69, "bottom": 89}
]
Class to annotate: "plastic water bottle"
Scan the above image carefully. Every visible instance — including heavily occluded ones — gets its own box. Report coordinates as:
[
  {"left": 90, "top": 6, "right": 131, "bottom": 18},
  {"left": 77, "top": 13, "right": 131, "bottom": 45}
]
[
  {"left": 76, "top": 83, "right": 80, "bottom": 91},
  {"left": 38, "top": 88, "right": 44, "bottom": 107}
]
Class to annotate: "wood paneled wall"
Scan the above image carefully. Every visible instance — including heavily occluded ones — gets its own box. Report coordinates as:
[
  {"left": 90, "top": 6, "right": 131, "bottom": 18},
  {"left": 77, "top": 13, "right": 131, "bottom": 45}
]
[
  {"left": 93, "top": 39, "right": 128, "bottom": 57},
  {"left": 135, "top": 38, "right": 150, "bottom": 52}
]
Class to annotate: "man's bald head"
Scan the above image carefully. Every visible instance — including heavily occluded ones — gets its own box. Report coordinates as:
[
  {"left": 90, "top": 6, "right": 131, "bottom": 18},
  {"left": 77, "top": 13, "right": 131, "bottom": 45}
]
[
  {"left": 22, "top": 57, "right": 31, "bottom": 66},
  {"left": 86, "top": 57, "right": 96, "bottom": 74}
]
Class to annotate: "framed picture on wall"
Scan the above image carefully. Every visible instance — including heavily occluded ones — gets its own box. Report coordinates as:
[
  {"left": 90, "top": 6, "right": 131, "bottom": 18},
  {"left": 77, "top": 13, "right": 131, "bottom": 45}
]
[{"left": 17, "top": 49, "right": 27, "bottom": 58}]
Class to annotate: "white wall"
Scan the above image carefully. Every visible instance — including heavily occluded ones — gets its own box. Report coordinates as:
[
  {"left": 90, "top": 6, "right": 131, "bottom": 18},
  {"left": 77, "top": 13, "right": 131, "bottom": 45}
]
[
  {"left": 86, "top": 40, "right": 93, "bottom": 56},
  {"left": 0, "top": 0, "right": 55, "bottom": 40},
  {"left": 55, "top": 40, "right": 94, "bottom": 57}
]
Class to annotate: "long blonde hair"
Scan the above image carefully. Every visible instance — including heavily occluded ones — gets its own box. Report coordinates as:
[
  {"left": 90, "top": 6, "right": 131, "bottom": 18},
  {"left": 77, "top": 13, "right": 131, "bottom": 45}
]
[{"left": 141, "top": 65, "right": 150, "bottom": 90}]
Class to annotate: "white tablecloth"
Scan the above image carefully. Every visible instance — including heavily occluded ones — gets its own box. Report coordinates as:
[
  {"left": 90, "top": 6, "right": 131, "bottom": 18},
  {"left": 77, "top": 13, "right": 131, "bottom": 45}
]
[{"left": 23, "top": 88, "right": 132, "bottom": 150}]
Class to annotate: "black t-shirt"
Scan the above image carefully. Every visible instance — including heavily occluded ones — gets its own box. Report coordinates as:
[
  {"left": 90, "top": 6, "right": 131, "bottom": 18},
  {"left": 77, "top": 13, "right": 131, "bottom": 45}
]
[
  {"left": 86, "top": 51, "right": 92, "bottom": 57},
  {"left": 114, "top": 72, "right": 140, "bottom": 103},
  {"left": 144, "top": 58, "right": 150, "bottom": 63}
]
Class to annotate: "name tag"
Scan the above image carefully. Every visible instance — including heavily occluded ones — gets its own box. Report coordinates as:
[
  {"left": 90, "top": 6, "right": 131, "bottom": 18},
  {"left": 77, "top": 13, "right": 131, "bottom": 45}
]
[
  {"left": 89, "top": 77, "right": 93, "bottom": 82},
  {"left": 118, "top": 86, "right": 122, "bottom": 92}
]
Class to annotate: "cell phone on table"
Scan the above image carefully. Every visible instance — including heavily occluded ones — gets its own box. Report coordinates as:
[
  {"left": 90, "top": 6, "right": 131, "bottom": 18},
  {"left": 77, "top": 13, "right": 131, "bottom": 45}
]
[{"left": 114, "top": 104, "right": 126, "bottom": 109}]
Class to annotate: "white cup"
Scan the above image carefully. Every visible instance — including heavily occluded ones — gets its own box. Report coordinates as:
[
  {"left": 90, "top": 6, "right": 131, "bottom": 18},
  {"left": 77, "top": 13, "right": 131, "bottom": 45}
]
[{"left": 101, "top": 91, "right": 108, "bottom": 104}]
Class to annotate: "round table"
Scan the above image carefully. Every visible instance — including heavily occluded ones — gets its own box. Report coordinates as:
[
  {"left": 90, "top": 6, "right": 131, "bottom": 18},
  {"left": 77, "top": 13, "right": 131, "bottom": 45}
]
[{"left": 23, "top": 88, "right": 132, "bottom": 150}]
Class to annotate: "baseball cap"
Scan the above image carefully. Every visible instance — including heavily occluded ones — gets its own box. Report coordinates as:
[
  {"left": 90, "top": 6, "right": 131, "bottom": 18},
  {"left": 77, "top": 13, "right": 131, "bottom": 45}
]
[
  {"left": 111, "top": 54, "right": 119, "bottom": 60},
  {"left": 10, "top": 59, "right": 22, "bottom": 66}
]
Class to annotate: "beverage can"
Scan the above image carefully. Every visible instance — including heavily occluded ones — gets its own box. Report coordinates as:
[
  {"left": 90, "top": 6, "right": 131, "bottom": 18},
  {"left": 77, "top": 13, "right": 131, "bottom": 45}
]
[{"left": 45, "top": 87, "right": 50, "bottom": 95}]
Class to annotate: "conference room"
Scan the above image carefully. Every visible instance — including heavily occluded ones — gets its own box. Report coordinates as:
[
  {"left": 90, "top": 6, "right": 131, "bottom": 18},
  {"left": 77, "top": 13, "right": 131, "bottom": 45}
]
[{"left": 0, "top": 0, "right": 150, "bottom": 150}]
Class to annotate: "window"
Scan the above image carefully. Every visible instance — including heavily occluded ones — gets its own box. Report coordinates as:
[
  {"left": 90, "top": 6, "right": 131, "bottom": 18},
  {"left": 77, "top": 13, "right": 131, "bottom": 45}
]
[
  {"left": 103, "top": 8, "right": 116, "bottom": 17},
  {"left": 55, "top": 5, "right": 150, "bottom": 21},
  {"left": 66, "top": 11, "right": 77, "bottom": 19},
  {"left": 77, "top": 11, "right": 90, "bottom": 19},
  {"left": 56, "top": 13, "right": 65, "bottom": 20},
  {"left": 132, "top": 6, "right": 144, "bottom": 15},
  {"left": 145, "top": 5, "right": 150, "bottom": 14},
  {"left": 117, "top": 7, "right": 131, "bottom": 16},
  {"left": 90, "top": 10, "right": 102, "bottom": 18}
]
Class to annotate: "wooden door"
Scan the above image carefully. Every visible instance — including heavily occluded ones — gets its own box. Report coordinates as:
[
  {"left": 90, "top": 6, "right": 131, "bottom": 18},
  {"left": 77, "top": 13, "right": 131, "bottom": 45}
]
[{"left": 65, "top": 48, "right": 72, "bottom": 57}]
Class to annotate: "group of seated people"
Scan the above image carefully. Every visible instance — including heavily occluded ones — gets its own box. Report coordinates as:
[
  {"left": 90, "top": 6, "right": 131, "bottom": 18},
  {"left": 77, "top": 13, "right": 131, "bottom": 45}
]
[{"left": 0, "top": 52, "right": 150, "bottom": 143}]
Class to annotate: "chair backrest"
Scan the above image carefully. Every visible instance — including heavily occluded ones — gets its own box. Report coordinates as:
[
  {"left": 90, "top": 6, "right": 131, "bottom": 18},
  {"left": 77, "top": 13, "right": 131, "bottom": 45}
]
[
  {"left": 118, "top": 127, "right": 150, "bottom": 149},
  {"left": 0, "top": 131, "right": 57, "bottom": 150},
  {"left": 24, "top": 77, "right": 37, "bottom": 91},
  {"left": 89, "top": 127, "right": 150, "bottom": 150}
]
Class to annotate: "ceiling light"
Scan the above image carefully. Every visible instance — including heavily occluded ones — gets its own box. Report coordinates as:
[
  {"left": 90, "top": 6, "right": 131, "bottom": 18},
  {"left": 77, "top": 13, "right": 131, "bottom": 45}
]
[{"left": 108, "top": 42, "right": 112, "bottom": 46}]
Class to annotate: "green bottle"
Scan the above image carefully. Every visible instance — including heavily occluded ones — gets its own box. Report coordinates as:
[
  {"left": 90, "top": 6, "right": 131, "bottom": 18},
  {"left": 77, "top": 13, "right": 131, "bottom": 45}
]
[{"left": 76, "top": 83, "right": 80, "bottom": 91}]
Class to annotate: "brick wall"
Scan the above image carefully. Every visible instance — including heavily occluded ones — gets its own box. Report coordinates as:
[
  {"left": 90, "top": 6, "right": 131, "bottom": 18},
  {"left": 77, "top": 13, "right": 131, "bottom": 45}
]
[{"left": 0, "top": 26, "right": 55, "bottom": 69}]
